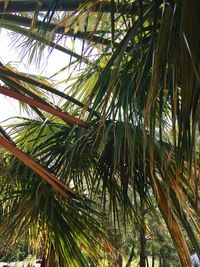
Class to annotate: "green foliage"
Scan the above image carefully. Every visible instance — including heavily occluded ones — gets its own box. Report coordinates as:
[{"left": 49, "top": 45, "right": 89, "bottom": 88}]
[{"left": 0, "top": 1, "right": 199, "bottom": 266}]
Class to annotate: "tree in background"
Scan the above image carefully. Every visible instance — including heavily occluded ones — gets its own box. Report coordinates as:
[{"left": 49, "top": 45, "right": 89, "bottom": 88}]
[{"left": 0, "top": 0, "right": 199, "bottom": 266}]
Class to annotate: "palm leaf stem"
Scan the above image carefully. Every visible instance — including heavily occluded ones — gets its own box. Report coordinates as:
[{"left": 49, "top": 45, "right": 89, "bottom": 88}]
[
  {"left": 0, "top": 66, "right": 100, "bottom": 118},
  {"left": 0, "top": 133, "right": 75, "bottom": 198},
  {"left": 0, "top": 86, "right": 87, "bottom": 127},
  {"left": 0, "top": 14, "right": 112, "bottom": 46},
  {"left": 0, "top": 0, "right": 142, "bottom": 14}
]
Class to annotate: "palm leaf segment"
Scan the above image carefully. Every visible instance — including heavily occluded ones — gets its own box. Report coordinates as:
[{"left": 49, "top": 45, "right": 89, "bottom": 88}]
[{"left": 0, "top": 0, "right": 200, "bottom": 266}]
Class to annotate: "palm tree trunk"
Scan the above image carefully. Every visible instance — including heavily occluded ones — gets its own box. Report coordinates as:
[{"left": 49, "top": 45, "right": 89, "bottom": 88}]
[
  {"left": 125, "top": 244, "right": 135, "bottom": 267},
  {"left": 118, "top": 255, "right": 123, "bottom": 267},
  {"left": 139, "top": 226, "right": 146, "bottom": 267},
  {"left": 139, "top": 196, "right": 146, "bottom": 267},
  {"left": 152, "top": 253, "right": 155, "bottom": 267},
  {"left": 151, "top": 245, "right": 155, "bottom": 267},
  {"left": 146, "top": 256, "right": 149, "bottom": 267},
  {"left": 41, "top": 257, "right": 46, "bottom": 267},
  {"left": 159, "top": 257, "right": 162, "bottom": 267},
  {"left": 0, "top": 0, "right": 140, "bottom": 14}
]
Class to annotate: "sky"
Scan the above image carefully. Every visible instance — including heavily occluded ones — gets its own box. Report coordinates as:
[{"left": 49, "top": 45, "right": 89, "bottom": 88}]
[{"left": 0, "top": 29, "right": 75, "bottom": 122}]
